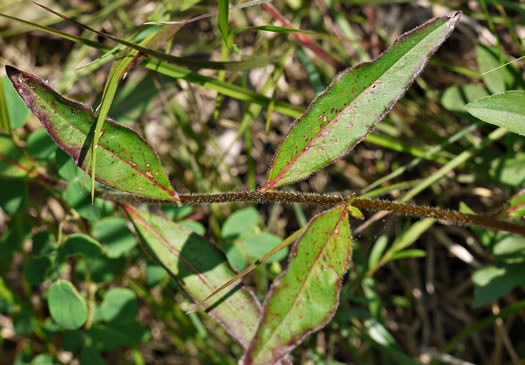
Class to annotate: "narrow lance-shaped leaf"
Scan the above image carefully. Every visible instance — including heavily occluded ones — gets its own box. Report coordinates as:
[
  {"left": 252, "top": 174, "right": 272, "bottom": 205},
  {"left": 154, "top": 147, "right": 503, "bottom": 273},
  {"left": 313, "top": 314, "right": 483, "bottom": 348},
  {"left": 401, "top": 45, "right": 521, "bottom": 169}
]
[
  {"left": 261, "top": 12, "right": 461, "bottom": 191},
  {"left": 6, "top": 66, "right": 180, "bottom": 202},
  {"left": 465, "top": 91, "right": 525, "bottom": 137},
  {"left": 125, "top": 205, "right": 261, "bottom": 348},
  {"left": 242, "top": 204, "right": 362, "bottom": 365}
]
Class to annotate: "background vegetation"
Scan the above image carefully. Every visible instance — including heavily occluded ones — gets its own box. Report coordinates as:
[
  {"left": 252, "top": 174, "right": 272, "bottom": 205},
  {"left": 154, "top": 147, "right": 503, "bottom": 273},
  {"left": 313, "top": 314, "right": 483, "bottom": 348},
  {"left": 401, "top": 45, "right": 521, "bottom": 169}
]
[{"left": 0, "top": 0, "right": 524, "bottom": 364}]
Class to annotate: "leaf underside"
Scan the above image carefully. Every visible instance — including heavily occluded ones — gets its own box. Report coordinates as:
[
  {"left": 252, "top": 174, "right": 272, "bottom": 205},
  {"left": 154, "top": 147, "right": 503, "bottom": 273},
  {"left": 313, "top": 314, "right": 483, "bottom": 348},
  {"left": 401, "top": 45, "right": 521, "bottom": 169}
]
[{"left": 261, "top": 12, "right": 461, "bottom": 190}]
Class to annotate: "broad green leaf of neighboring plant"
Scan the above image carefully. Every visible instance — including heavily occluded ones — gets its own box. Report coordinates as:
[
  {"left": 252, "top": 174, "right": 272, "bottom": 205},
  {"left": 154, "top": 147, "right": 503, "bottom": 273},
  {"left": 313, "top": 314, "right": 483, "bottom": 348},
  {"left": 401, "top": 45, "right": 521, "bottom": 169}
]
[
  {"left": 6, "top": 66, "right": 180, "bottom": 202},
  {"left": 260, "top": 12, "right": 461, "bottom": 190},
  {"left": 0, "top": 134, "right": 40, "bottom": 179},
  {"left": 48, "top": 280, "right": 88, "bottom": 330},
  {"left": 241, "top": 204, "right": 354, "bottom": 365},
  {"left": 476, "top": 44, "right": 520, "bottom": 94},
  {"left": 125, "top": 205, "right": 261, "bottom": 348},
  {"left": 465, "top": 91, "right": 525, "bottom": 137}
]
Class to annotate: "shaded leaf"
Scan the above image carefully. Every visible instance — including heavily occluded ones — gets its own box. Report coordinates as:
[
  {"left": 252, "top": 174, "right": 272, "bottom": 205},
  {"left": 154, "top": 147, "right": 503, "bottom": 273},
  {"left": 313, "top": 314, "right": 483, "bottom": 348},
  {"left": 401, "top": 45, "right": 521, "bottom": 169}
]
[
  {"left": 99, "top": 288, "right": 138, "bottom": 324},
  {"left": 2, "top": 75, "right": 30, "bottom": 129},
  {"left": 48, "top": 280, "right": 88, "bottom": 330},
  {"left": 26, "top": 128, "right": 56, "bottom": 161},
  {"left": 488, "top": 152, "right": 525, "bottom": 187},
  {"left": 25, "top": 255, "right": 54, "bottom": 285},
  {"left": 0, "top": 179, "right": 27, "bottom": 215},
  {"left": 6, "top": 66, "right": 180, "bottom": 202},
  {"left": 0, "top": 134, "right": 39, "bottom": 179},
  {"left": 92, "top": 217, "right": 136, "bottom": 257},
  {"left": 242, "top": 204, "right": 352, "bottom": 364},
  {"left": 476, "top": 44, "right": 518, "bottom": 94},
  {"left": 465, "top": 91, "right": 525, "bottom": 137},
  {"left": 59, "top": 234, "right": 103, "bottom": 260},
  {"left": 441, "top": 84, "right": 488, "bottom": 113},
  {"left": 472, "top": 263, "right": 525, "bottom": 307},
  {"left": 261, "top": 12, "right": 461, "bottom": 190},
  {"left": 125, "top": 205, "right": 261, "bottom": 348}
]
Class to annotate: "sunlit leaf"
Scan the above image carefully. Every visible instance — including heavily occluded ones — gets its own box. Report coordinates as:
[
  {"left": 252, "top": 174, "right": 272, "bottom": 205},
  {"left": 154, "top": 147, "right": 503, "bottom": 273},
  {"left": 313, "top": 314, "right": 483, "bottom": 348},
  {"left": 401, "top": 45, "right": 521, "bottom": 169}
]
[
  {"left": 48, "top": 280, "right": 88, "bottom": 330},
  {"left": 242, "top": 204, "right": 353, "bottom": 364},
  {"left": 261, "top": 12, "right": 461, "bottom": 190},
  {"left": 465, "top": 91, "right": 525, "bottom": 137},
  {"left": 6, "top": 66, "right": 180, "bottom": 202}
]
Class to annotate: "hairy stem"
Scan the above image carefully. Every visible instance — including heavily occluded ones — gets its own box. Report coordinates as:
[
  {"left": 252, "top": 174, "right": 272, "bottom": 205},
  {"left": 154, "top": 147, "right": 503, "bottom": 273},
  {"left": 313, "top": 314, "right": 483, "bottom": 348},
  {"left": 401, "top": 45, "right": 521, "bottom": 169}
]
[{"left": 98, "top": 190, "right": 525, "bottom": 237}]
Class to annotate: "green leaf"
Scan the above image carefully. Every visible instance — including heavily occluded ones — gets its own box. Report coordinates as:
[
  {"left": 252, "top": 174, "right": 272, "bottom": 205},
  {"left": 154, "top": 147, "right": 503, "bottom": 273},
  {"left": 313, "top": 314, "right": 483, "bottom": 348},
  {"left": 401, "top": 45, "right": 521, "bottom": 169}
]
[
  {"left": 13, "top": 309, "right": 36, "bottom": 336},
  {"left": 218, "top": 0, "right": 229, "bottom": 45},
  {"left": 0, "top": 134, "right": 39, "bottom": 179},
  {"left": 92, "top": 217, "right": 136, "bottom": 257},
  {"left": 2, "top": 75, "right": 30, "bottom": 129},
  {"left": 55, "top": 148, "right": 83, "bottom": 180},
  {"left": 125, "top": 205, "right": 261, "bottom": 348},
  {"left": 488, "top": 152, "right": 525, "bottom": 187},
  {"left": 80, "top": 346, "right": 106, "bottom": 365},
  {"left": 441, "top": 84, "right": 488, "bottom": 112},
  {"left": 0, "top": 179, "right": 27, "bottom": 215},
  {"left": 25, "top": 255, "right": 54, "bottom": 285},
  {"left": 31, "top": 354, "right": 57, "bottom": 365},
  {"left": 61, "top": 330, "right": 84, "bottom": 352},
  {"left": 85, "top": 325, "right": 128, "bottom": 351},
  {"left": 31, "top": 232, "right": 55, "bottom": 256},
  {"left": 261, "top": 12, "right": 461, "bottom": 190},
  {"left": 47, "top": 280, "right": 88, "bottom": 330},
  {"left": 5, "top": 66, "right": 180, "bottom": 202},
  {"left": 243, "top": 232, "right": 288, "bottom": 264},
  {"left": 26, "top": 129, "right": 57, "bottom": 161},
  {"left": 476, "top": 44, "right": 518, "bottom": 94},
  {"left": 242, "top": 205, "right": 352, "bottom": 364},
  {"left": 59, "top": 234, "right": 103, "bottom": 260},
  {"left": 493, "top": 234, "right": 525, "bottom": 263},
  {"left": 465, "top": 91, "right": 525, "bottom": 137},
  {"left": 222, "top": 207, "right": 259, "bottom": 239},
  {"left": 472, "top": 263, "right": 525, "bottom": 308},
  {"left": 63, "top": 181, "right": 101, "bottom": 221},
  {"left": 99, "top": 288, "right": 138, "bottom": 324},
  {"left": 146, "top": 262, "right": 167, "bottom": 288}
]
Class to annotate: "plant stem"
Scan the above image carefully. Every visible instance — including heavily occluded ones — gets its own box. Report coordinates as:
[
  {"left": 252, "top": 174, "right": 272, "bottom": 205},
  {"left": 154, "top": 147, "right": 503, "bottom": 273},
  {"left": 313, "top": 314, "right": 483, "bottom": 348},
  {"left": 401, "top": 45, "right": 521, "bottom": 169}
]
[{"left": 98, "top": 190, "right": 525, "bottom": 236}]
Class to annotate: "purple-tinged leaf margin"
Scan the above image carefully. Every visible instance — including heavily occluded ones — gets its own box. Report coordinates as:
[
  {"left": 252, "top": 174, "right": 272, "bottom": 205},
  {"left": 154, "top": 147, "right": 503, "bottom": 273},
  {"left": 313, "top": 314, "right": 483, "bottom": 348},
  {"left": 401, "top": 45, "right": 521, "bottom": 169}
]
[
  {"left": 5, "top": 66, "right": 180, "bottom": 202},
  {"left": 242, "top": 204, "right": 354, "bottom": 364},
  {"left": 125, "top": 205, "right": 261, "bottom": 348},
  {"left": 261, "top": 12, "right": 461, "bottom": 191}
]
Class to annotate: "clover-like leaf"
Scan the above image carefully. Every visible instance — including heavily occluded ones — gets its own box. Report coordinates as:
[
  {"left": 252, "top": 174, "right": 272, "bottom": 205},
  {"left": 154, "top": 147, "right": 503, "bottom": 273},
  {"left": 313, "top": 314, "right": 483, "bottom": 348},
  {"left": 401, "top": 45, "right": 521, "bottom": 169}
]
[
  {"left": 5, "top": 66, "right": 180, "bottom": 202},
  {"left": 261, "top": 12, "right": 461, "bottom": 190}
]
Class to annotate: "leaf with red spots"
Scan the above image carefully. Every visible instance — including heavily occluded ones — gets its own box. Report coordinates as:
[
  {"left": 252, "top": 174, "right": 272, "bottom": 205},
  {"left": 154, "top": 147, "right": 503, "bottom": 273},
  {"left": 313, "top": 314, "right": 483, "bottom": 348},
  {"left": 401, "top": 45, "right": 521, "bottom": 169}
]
[
  {"left": 125, "top": 205, "right": 261, "bottom": 348},
  {"left": 241, "top": 204, "right": 359, "bottom": 365},
  {"left": 5, "top": 66, "right": 180, "bottom": 202},
  {"left": 261, "top": 12, "right": 461, "bottom": 191}
]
